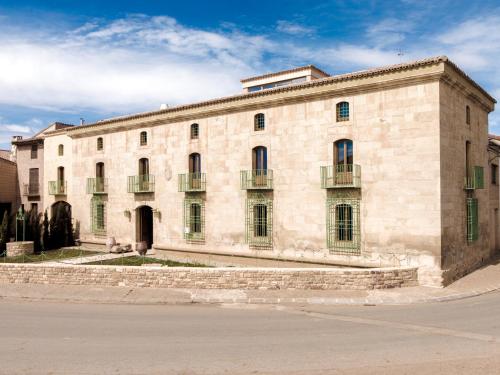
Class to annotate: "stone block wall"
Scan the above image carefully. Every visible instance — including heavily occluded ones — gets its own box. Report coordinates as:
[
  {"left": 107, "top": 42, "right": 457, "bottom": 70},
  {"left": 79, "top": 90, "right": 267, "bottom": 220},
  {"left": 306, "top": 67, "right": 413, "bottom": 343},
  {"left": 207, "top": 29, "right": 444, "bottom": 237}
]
[
  {"left": 6, "top": 241, "right": 34, "bottom": 257},
  {"left": 0, "top": 263, "right": 418, "bottom": 290}
]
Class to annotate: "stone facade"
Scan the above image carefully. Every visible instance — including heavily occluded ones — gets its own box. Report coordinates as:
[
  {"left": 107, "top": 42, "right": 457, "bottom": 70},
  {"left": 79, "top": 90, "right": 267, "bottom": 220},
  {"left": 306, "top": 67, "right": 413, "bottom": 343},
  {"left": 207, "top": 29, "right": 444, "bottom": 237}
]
[
  {"left": 18, "top": 56, "right": 497, "bottom": 287},
  {"left": 0, "top": 155, "right": 18, "bottom": 218},
  {"left": 0, "top": 263, "right": 418, "bottom": 290}
]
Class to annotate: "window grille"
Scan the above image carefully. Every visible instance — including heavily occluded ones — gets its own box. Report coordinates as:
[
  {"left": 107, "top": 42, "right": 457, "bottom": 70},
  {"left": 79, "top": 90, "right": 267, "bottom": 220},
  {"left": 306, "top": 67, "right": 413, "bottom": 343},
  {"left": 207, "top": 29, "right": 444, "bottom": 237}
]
[
  {"left": 336, "top": 102, "right": 350, "bottom": 122},
  {"left": 326, "top": 197, "right": 360, "bottom": 254},
  {"left": 91, "top": 197, "right": 106, "bottom": 235},
  {"left": 467, "top": 198, "right": 478, "bottom": 243},
  {"left": 183, "top": 198, "right": 205, "bottom": 242},
  {"left": 246, "top": 194, "right": 273, "bottom": 247},
  {"left": 97, "top": 137, "right": 103, "bottom": 150},
  {"left": 58, "top": 144, "right": 64, "bottom": 156},
  {"left": 190, "top": 123, "right": 199, "bottom": 139},
  {"left": 254, "top": 113, "right": 265, "bottom": 131},
  {"left": 140, "top": 131, "right": 148, "bottom": 146}
]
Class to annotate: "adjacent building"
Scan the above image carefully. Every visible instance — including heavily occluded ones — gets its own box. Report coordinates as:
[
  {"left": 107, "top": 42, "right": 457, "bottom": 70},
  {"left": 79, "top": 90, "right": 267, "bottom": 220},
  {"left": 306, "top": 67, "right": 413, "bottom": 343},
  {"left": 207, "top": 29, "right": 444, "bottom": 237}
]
[
  {"left": 12, "top": 56, "right": 499, "bottom": 286},
  {"left": 0, "top": 149, "right": 17, "bottom": 220}
]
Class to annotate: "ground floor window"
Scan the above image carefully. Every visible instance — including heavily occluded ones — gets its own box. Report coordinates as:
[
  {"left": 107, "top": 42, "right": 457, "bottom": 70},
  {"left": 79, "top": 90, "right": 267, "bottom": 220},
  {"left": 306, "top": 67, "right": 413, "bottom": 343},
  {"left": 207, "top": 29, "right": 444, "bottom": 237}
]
[
  {"left": 327, "top": 197, "right": 360, "bottom": 254},
  {"left": 467, "top": 198, "right": 479, "bottom": 243},
  {"left": 91, "top": 197, "right": 106, "bottom": 235},
  {"left": 246, "top": 194, "right": 273, "bottom": 247},
  {"left": 184, "top": 197, "right": 205, "bottom": 242}
]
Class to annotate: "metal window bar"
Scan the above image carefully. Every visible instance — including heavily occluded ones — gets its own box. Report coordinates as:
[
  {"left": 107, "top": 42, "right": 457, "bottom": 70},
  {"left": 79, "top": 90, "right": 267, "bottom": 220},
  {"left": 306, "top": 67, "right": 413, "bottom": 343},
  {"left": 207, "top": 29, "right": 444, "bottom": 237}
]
[
  {"left": 336, "top": 102, "right": 350, "bottom": 122},
  {"left": 246, "top": 195, "right": 273, "bottom": 247},
  {"left": 97, "top": 138, "right": 103, "bottom": 150},
  {"left": 190, "top": 124, "right": 199, "bottom": 139},
  {"left": 23, "top": 183, "right": 40, "bottom": 196},
  {"left": 140, "top": 131, "right": 147, "bottom": 146},
  {"left": 178, "top": 173, "right": 206, "bottom": 192},
  {"left": 58, "top": 145, "right": 64, "bottom": 156},
  {"left": 240, "top": 169, "right": 273, "bottom": 190},
  {"left": 48, "top": 180, "right": 67, "bottom": 195},
  {"left": 86, "top": 178, "right": 108, "bottom": 194},
  {"left": 466, "top": 198, "right": 479, "bottom": 243},
  {"left": 183, "top": 198, "right": 205, "bottom": 242},
  {"left": 464, "top": 166, "right": 484, "bottom": 190},
  {"left": 254, "top": 114, "right": 265, "bottom": 131},
  {"left": 91, "top": 197, "right": 106, "bottom": 235},
  {"left": 326, "top": 197, "right": 360, "bottom": 254},
  {"left": 321, "top": 164, "right": 361, "bottom": 188},
  {"left": 127, "top": 175, "right": 155, "bottom": 193}
]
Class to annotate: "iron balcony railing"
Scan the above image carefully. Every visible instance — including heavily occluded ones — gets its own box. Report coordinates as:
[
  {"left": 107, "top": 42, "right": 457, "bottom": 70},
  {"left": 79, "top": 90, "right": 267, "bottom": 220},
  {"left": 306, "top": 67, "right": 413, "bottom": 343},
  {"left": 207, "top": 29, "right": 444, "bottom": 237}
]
[
  {"left": 320, "top": 164, "right": 361, "bottom": 189},
  {"left": 86, "top": 177, "right": 108, "bottom": 194},
  {"left": 23, "top": 183, "right": 40, "bottom": 196},
  {"left": 48, "top": 180, "right": 67, "bottom": 195},
  {"left": 464, "top": 166, "right": 484, "bottom": 190},
  {"left": 178, "top": 172, "right": 206, "bottom": 192},
  {"left": 127, "top": 174, "right": 155, "bottom": 193},
  {"left": 240, "top": 169, "right": 273, "bottom": 190}
]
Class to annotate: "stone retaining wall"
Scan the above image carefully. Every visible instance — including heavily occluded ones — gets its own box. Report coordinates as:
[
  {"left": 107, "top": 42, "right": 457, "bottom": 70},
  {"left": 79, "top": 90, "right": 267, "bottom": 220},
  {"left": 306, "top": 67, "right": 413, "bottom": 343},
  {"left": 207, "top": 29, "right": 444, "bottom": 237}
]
[{"left": 0, "top": 264, "right": 418, "bottom": 290}]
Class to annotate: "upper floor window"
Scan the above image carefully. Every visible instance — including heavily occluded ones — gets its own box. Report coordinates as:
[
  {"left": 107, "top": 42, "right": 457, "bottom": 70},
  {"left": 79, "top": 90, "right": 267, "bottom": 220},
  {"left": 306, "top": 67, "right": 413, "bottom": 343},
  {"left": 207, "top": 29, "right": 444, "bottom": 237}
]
[
  {"left": 466, "top": 105, "right": 471, "bottom": 125},
  {"left": 31, "top": 144, "right": 38, "bottom": 159},
  {"left": 492, "top": 164, "right": 498, "bottom": 185},
  {"left": 254, "top": 113, "right": 265, "bottom": 131},
  {"left": 58, "top": 144, "right": 64, "bottom": 156},
  {"left": 97, "top": 137, "right": 103, "bottom": 150},
  {"left": 336, "top": 102, "right": 350, "bottom": 122},
  {"left": 190, "top": 123, "right": 199, "bottom": 139},
  {"left": 140, "top": 131, "right": 147, "bottom": 146}
]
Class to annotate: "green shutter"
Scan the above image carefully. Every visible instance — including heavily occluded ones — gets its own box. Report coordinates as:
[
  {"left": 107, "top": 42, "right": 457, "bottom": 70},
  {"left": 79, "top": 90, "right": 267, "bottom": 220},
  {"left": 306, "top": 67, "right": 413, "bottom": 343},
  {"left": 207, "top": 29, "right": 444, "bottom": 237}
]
[
  {"left": 474, "top": 166, "right": 484, "bottom": 189},
  {"left": 183, "top": 197, "right": 205, "bottom": 242},
  {"left": 90, "top": 196, "right": 106, "bottom": 235},
  {"left": 326, "top": 197, "right": 360, "bottom": 254},
  {"left": 466, "top": 198, "right": 479, "bottom": 242},
  {"left": 245, "top": 194, "right": 273, "bottom": 247}
]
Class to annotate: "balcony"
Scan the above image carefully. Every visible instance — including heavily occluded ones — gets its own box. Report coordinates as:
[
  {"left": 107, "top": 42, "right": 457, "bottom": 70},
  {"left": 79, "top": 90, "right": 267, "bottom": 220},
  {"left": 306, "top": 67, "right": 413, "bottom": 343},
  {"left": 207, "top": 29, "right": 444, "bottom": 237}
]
[
  {"left": 320, "top": 164, "right": 361, "bottom": 189},
  {"left": 86, "top": 178, "right": 108, "bottom": 194},
  {"left": 48, "top": 181, "right": 67, "bottom": 195},
  {"left": 23, "top": 183, "right": 40, "bottom": 196},
  {"left": 178, "top": 172, "right": 206, "bottom": 192},
  {"left": 240, "top": 169, "right": 273, "bottom": 190},
  {"left": 464, "top": 166, "right": 484, "bottom": 190},
  {"left": 127, "top": 174, "right": 155, "bottom": 193}
]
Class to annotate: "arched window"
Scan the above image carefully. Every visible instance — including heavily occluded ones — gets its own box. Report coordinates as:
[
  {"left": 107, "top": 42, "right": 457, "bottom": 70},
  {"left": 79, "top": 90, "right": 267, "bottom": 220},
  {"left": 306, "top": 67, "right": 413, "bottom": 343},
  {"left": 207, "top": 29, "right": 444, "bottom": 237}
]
[
  {"left": 190, "top": 123, "right": 199, "bottom": 139},
  {"left": 466, "top": 141, "right": 471, "bottom": 179},
  {"left": 96, "top": 162, "right": 105, "bottom": 192},
  {"left": 466, "top": 105, "right": 471, "bottom": 125},
  {"left": 252, "top": 146, "right": 267, "bottom": 170},
  {"left": 254, "top": 113, "right": 265, "bottom": 131},
  {"left": 140, "top": 131, "right": 147, "bottom": 146},
  {"left": 336, "top": 204, "right": 353, "bottom": 241},
  {"left": 138, "top": 158, "right": 149, "bottom": 175},
  {"left": 189, "top": 153, "right": 201, "bottom": 173},
  {"left": 58, "top": 144, "right": 64, "bottom": 156},
  {"left": 57, "top": 166, "right": 65, "bottom": 194},
  {"left": 138, "top": 158, "right": 150, "bottom": 191},
  {"left": 336, "top": 102, "right": 350, "bottom": 122},
  {"left": 334, "top": 139, "right": 353, "bottom": 166},
  {"left": 97, "top": 137, "right": 103, "bottom": 150}
]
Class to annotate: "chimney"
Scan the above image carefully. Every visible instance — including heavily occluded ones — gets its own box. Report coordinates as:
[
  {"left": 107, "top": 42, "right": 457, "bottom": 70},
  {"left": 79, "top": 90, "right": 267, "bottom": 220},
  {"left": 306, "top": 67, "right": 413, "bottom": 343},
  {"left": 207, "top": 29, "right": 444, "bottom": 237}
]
[
  {"left": 160, "top": 104, "right": 168, "bottom": 110},
  {"left": 80, "top": 118, "right": 85, "bottom": 125},
  {"left": 10, "top": 136, "right": 22, "bottom": 162}
]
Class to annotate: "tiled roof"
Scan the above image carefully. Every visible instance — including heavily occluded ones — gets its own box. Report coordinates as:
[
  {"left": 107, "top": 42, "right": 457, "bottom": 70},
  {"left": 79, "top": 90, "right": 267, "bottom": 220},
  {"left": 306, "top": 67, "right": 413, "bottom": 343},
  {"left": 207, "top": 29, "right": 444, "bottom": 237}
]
[
  {"left": 64, "top": 56, "right": 496, "bottom": 134},
  {"left": 240, "top": 64, "right": 330, "bottom": 83}
]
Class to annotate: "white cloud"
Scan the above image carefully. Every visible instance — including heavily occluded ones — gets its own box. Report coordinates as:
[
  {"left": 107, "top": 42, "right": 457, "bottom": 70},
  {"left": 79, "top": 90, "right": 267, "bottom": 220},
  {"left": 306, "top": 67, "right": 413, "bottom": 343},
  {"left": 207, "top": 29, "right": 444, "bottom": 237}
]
[
  {"left": 366, "top": 18, "right": 415, "bottom": 47},
  {"left": 276, "top": 20, "right": 315, "bottom": 35},
  {"left": 2, "top": 124, "right": 32, "bottom": 133}
]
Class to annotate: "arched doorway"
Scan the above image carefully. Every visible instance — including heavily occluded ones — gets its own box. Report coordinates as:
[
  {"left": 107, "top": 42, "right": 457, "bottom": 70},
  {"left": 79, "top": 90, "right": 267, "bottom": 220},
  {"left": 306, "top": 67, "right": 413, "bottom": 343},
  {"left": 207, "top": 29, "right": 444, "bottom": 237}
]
[
  {"left": 136, "top": 205, "right": 153, "bottom": 249},
  {"left": 50, "top": 201, "right": 73, "bottom": 248}
]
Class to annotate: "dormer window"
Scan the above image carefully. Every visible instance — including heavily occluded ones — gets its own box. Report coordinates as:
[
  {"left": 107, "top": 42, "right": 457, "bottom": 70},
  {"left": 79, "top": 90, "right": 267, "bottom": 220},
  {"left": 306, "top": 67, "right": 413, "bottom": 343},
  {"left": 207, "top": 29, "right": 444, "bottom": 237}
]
[{"left": 254, "top": 113, "right": 265, "bottom": 131}]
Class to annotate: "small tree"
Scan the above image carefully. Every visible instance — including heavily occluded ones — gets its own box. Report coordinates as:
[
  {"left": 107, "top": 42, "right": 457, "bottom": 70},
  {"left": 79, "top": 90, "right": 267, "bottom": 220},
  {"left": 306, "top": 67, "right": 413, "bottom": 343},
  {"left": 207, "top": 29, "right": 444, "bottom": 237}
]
[
  {"left": 28, "top": 210, "right": 42, "bottom": 254},
  {"left": 42, "top": 210, "right": 49, "bottom": 251},
  {"left": 0, "top": 211, "right": 9, "bottom": 256}
]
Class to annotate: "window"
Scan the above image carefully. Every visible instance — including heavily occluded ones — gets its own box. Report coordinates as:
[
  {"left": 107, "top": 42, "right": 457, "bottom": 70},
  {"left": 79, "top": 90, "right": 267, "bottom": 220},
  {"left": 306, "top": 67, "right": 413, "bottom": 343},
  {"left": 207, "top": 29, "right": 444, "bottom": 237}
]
[
  {"left": 140, "top": 131, "right": 147, "bottom": 146},
  {"left": 58, "top": 144, "right": 64, "bottom": 156},
  {"left": 91, "top": 197, "right": 106, "bottom": 235},
  {"left": 252, "top": 146, "right": 267, "bottom": 170},
  {"left": 190, "top": 123, "right": 199, "bottom": 139},
  {"left": 96, "top": 162, "right": 105, "bottom": 192},
  {"left": 336, "top": 102, "right": 350, "bottom": 122},
  {"left": 334, "top": 139, "right": 353, "bottom": 166},
  {"left": 246, "top": 194, "right": 273, "bottom": 247},
  {"left": 466, "top": 105, "right": 471, "bottom": 125},
  {"left": 31, "top": 144, "right": 38, "bottom": 159},
  {"left": 184, "top": 198, "right": 205, "bottom": 242},
  {"left": 327, "top": 198, "right": 360, "bottom": 254},
  {"left": 31, "top": 203, "right": 38, "bottom": 213},
  {"left": 467, "top": 198, "right": 478, "bottom": 243},
  {"left": 97, "top": 137, "right": 103, "bottom": 150},
  {"left": 254, "top": 113, "right": 265, "bottom": 131},
  {"left": 492, "top": 164, "right": 498, "bottom": 185},
  {"left": 28, "top": 168, "right": 39, "bottom": 195}
]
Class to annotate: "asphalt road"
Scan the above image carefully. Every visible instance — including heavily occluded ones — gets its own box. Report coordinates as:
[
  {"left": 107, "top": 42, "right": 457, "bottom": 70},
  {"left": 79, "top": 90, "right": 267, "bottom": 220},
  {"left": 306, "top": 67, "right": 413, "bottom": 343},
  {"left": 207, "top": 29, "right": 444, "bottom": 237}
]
[{"left": 1, "top": 292, "right": 500, "bottom": 374}]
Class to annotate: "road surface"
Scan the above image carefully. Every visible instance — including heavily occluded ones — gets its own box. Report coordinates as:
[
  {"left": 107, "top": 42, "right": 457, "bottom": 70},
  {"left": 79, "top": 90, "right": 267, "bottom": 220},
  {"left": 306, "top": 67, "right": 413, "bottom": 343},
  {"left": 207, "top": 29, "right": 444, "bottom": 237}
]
[{"left": 1, "top": 292, "right": 500, "bottom": 374}]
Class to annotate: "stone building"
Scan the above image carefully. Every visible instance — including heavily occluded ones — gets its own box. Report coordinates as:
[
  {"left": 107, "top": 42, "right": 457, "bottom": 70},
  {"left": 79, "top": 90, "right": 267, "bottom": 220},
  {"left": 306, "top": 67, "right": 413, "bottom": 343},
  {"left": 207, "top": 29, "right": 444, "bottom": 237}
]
[
  {"left": 17, "top": 56, "right": 499, "bottom": 286},
  {"left": 0, "top": 149, "right": 17, "bottom": 219}
]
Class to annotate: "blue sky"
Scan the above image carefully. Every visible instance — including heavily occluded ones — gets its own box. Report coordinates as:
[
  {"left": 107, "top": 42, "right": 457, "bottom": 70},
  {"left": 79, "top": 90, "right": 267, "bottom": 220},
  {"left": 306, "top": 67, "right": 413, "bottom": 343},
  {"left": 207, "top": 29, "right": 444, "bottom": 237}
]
[{"left": 1, "top": 0, "right": 500, "bottom": 149}]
